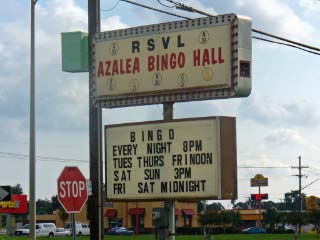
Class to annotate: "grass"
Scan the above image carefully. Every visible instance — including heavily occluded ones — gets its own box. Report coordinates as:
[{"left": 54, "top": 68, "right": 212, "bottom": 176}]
[{"left": 0, "top": 234, "right": 320, "bottom": 240}]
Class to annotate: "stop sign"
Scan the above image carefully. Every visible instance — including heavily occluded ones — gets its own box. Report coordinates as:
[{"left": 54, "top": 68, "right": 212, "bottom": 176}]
[{"left": 57, "top": 166, "right": 88, "bottom": 213}]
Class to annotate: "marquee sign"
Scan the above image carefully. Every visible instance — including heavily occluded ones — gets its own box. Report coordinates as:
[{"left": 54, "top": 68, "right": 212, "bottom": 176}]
[
  {"left": 92, "top": 14, "right": 252, "bottom": 108},
  {"left": 105, "top": 116, "right": 237, "bottom": 201}
]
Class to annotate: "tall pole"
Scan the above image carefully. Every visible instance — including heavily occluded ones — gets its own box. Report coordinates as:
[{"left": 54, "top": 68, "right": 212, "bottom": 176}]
[
  {"left": 258, "top": 186, "right": 261, "bottom": 228},
  {"left": 298, "top": 156, "right": 302, "bottom": 234},
  {"left": 29, "top": 0, "right": 37, "bottom": 239},
  {"left": 88, "top": 1, "right": 103, "bottom": 240},
  {"left": 292, "top": 156, "right": 308, "bottom": 235},
  {"left": 71, "top": 213, "right": 76, "bottom": 240},
  {"left": 163, "top": 103, "right": 175, "bottom": 240}
]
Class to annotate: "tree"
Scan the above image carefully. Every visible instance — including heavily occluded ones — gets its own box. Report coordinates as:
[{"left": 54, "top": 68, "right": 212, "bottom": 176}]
[
  {"left": 286, "top": 211, "right": 306, "bottom": 232},
  {"left": 198, "top": 211, "right": 240, "bottom": 233},
  {"left": 36, "top": 199, "right": 53, "bottom": 215},
  {"left": 51, "top": 195, "right": 61, "bottom": 211},
  {"left": 284, "top": 190, "right": 306, "bottom": 211},
  {"left": 308, "top": 209, "right": 320, "bottom": 232},
  {"left": 261, "top": 201, "right": 278, "bottom": 210},
  {"left": 233, "top": 198, "right": 254, "bottom": 210},
  {"left": 220, "top": 211, "right": 241, "bottom": 233},
  {"left": 198, "top": 201, "right": 224, "bottom": 213},
  {"left": 11, "top": 184, "right": 23, "bottom": 194},
  {"left": 262, "top": 208, "right": 281, "bottom": 231}
]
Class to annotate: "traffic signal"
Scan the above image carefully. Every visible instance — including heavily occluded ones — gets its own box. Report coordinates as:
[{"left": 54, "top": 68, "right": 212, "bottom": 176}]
[{"left": 251, "top": 193, "right": 268, "bottom": 200}]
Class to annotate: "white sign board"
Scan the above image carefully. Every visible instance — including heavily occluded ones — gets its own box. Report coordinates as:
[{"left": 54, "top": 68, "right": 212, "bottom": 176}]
[
  {"left": 92, "top": 14, "right": 252, "bottom": 108},
  {"left": 105, "top": 117, "right": 236, "bottom": 201}
]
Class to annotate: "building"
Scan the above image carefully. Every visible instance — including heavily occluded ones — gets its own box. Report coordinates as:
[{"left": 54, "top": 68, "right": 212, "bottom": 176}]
[{"left": 33, "top": 201, "right": 199, "bottom": 233}]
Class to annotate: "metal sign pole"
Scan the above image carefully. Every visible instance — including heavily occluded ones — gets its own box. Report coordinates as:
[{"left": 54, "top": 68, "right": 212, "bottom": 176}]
[
  {"left": 71, "top": 213, "right": 76, "bottom": 240},
  {"left": 88, "top": 0, "right": 103, "bottom": 240},
  {"left": 258, "top": 186, "right": 261, "bottom": 228},
  {"left": 163, "top": 103, "right": 175, "bottom": 240}
]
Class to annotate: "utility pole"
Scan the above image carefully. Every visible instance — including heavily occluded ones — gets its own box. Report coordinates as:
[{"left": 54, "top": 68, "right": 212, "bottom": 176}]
[
  {"left": 292, "top": 156, "right": 308, "bottom": 234},
  {"left": 88, "top": 1, "right": 103, "bottom": 240},
  {"left": 30, "top": 1, "right": 37, "bottom": 239}
]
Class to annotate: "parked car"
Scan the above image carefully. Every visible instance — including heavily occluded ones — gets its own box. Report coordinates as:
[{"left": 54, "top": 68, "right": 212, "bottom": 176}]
[
  {"left": 242, "top": 227, "right": 266, "bottom": 234},
  {"left": 107, "top": 227, "right": 134, "bottom": 236},
  {"left": 15, "top": 223, "right": 57, "bottom": 237},
  {"left": 66, "top": 222, "right": 90, "bottom": 236},
  {"left": 55, "top": 228, "right": 71, "bottom": 236},
  {"left": 15, "top": 224, "right": 31, "bottom": 236}
]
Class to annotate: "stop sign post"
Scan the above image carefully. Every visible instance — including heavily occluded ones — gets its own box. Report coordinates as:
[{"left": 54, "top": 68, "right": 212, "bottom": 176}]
[{"left": 57, "top": 166, "right": 88, "bottom": 213}]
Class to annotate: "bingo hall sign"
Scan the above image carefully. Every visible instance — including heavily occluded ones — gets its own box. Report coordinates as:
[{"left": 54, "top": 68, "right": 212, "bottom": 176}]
[
  {"left": 105, "top": 116, "right": 237, "bottom": 201},
  {"left": 92, "top": 14, "right": 252, "bottom": 108}
]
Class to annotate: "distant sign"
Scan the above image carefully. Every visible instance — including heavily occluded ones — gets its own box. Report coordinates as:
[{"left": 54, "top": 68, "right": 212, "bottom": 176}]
[
  {"left": 251, "top": 174, "right": 268, "bottom": 187},
  {"left": 251, "top": 193, "right": 268, "bottom": 200},
  {"left": 105, "top": 116, "right": 237, "bottom": 201},
  {"left": 306, "top": 196, "right": 320, "bottom": 211},
  {"left": 92, "top": 14, "right": 252, "bottom": 108},
  {"left": 0, "top": 194, "right": 27, "bottom": 214},
  {"left": 0, "top": 186, "right": 11, "bottom": 201}
]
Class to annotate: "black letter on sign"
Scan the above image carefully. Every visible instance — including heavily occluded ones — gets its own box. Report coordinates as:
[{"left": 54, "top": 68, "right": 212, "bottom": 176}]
[
  {"left": 132, "top": 41, "right": 140, "bottom": 53},
  {"left": 162, "top": 37, "right": 170, "bottom": 49},
  {"left": 147, "top": 39, "right": 155, "bottom": 51},
  {"left": 169, "top": 129, "right": 174, "bottom": 140},
  {"left": 130, "top": 132, "right": 136, "bottom": 142},
  {"left": 178, "top": 35, "right": 185, "bottom": 48}
]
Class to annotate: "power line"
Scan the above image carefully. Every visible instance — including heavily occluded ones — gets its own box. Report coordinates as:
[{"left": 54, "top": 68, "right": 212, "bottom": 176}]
[
  {"left": 101, "top": 0, "right": 121, "bottom": 11},
  {"left": 119, "top": 0, "right": 191, "bottom": 19},
  {"left": 0, "top": 151, "right": 88, "bottom": 163},
  {"left": 156, "top": 0, "right": 176, "bottom": 8},
  {"left": 162, "top": 0, "right": 320, "bottom": 54},
  {"left": 252, "top": 29, "right": 320, "bottom": 52},
  {"left": 253, "top": 36, "right": 320, "bottom": 56},
  {"left": 238, "top": 166, "right": 290, "bottom": 169}
]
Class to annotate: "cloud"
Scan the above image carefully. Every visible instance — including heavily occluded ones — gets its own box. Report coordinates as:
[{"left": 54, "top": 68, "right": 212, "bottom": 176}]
[
  {"left": 0, "top": 0, "right": 130, "bottom": 137},
  {"left": 234, "top": 0, "right": 316, "bottom": 43},
  {"left": 265, "top": 128, "right": 306, "bottom": 146},
  {"left": 0, "top": 118, "right": 26, "bottom": 142},
  {"left": 238, "top": 95, "right": 320, "bottom": 127},
  {"left": 101, "top": 16, "right": 129, "bottom": 31},
  {"left": 299, "top": 0, "right": 320, "bottom": 14}
]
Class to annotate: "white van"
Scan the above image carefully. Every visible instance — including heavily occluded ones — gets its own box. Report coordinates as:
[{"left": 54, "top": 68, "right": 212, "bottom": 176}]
[
  {"left": 15, "top": 223, "right": 57, "bottom": 237},
  {"left": 66, "top": 222, "right": 90, "bottom": 236},
  {"left": 36, "top": 223, "right": 57, "bottom": 237}
]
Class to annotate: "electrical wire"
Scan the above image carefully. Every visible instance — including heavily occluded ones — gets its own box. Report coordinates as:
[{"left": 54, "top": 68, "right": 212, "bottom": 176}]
[
  {"left": 161, "top": 0, "right": 320, "bottom": 54},
  {"left": 157, "top": 0, "right": 176, "bottom": 8},
  {"left": 252, "top": 29, "right": 320, "bottom": 52},
  {"left": 119, "top": 0, "right": 191, "bottom": 19},
  {"left": 0, "top": 151, "right": 88, "bottom": 163},
  {"left": 101, "top": 0, "right": 121, "bottom": 11},
  {"left": 238, "top": 166, "right": 290, "bottom": 169},
  {"left": 253, "top": 36, "right": 320, "bottom": 56}
]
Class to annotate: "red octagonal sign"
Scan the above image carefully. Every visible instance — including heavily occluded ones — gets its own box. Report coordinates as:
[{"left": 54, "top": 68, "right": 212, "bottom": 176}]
[{"left": 57, "top": 166, "right": 88, "bottom": 213}]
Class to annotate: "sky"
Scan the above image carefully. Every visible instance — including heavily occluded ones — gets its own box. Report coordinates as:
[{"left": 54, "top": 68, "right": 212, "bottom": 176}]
[{"left": 0, "top": 0, "right": 320, "bottom": 209}]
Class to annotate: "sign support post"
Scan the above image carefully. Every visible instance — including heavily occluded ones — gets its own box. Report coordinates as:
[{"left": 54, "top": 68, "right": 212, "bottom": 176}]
[
  {"left": 71, "top": 213, "right": 76, "bottom": 240},
  {"left": 258, "top": 185, "right": 261, "bottom": 228},
  {"left": 88, "top": 1, "right": 104, "bottom": 240},
  {"left": 163, "top": 102, "right": 175, "bottom": 240}
]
